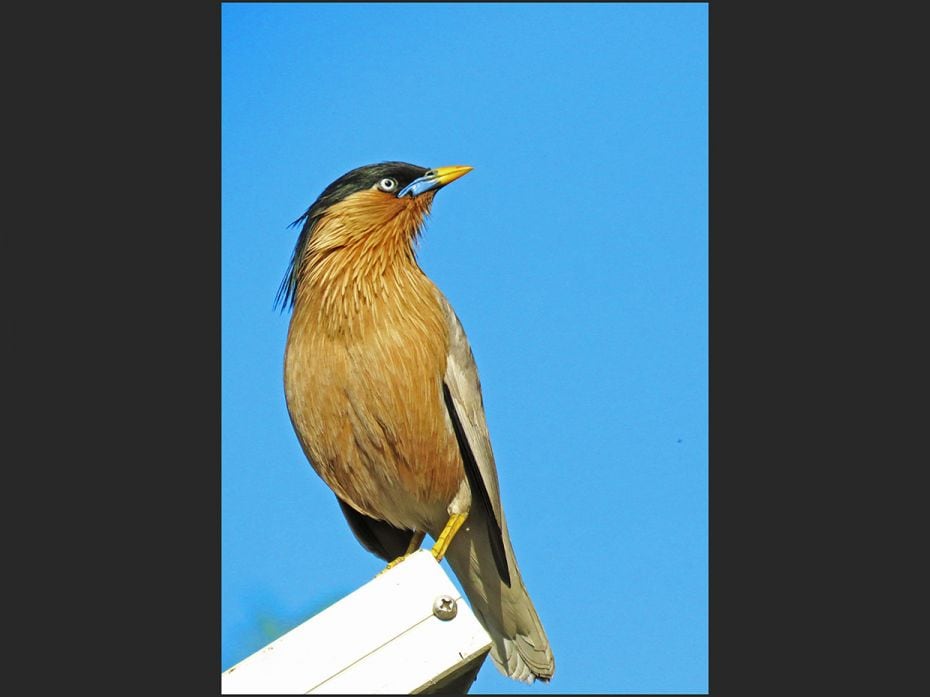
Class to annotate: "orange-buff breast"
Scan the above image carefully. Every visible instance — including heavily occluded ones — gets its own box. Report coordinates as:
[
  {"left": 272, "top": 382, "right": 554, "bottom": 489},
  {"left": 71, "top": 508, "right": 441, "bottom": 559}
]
[{"left": 283, "top": 191, "right": 463, "bottom": 532}]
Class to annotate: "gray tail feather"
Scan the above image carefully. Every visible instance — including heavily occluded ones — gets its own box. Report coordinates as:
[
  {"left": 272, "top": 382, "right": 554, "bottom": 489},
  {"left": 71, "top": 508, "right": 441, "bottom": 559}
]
[{"left": 443, "top": 509, "right": 555, "bottom": 683}]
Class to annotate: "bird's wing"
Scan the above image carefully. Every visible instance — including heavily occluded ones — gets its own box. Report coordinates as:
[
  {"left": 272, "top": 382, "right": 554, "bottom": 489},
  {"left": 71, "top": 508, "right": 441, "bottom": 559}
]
[
  {"left": 438, "top": 293, "right": 511, "bottom": 586},
  {"left": 335, "top": 496, "right": 416, "bottom": 562}
]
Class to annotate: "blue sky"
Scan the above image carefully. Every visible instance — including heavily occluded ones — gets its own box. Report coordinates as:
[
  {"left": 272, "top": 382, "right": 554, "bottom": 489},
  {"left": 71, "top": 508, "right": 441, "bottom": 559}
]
[{"left": 222, "top": 3, "right": 707, "bottom": 693}]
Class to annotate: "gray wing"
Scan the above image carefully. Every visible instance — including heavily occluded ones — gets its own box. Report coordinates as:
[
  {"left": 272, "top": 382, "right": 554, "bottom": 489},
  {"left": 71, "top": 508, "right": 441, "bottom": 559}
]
[{"left": 438, "top": 293, "right": 511, "bottom": 586}]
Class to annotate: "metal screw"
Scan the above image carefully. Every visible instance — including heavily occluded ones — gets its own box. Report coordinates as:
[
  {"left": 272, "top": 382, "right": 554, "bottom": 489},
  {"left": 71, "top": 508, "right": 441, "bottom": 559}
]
[{"left": 432, "top": 594, "right": 458, "bottom": 621}]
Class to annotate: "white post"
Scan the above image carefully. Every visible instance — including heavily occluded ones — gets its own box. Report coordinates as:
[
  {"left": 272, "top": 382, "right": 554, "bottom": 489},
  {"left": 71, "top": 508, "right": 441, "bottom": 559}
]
[{"left": 222, "top": 550, "right": 492, "bottom": 694}]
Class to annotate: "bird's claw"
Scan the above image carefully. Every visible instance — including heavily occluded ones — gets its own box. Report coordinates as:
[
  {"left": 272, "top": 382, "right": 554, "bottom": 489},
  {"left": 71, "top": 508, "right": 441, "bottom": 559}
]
[{"left": 377, "top": 552, "right": 412, "bottom": 576}]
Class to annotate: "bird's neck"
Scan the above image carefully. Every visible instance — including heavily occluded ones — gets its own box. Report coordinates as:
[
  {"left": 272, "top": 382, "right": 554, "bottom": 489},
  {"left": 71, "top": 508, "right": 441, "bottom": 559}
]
[{"left": 292, "top": 206, "right": 435, "bottom": 337}]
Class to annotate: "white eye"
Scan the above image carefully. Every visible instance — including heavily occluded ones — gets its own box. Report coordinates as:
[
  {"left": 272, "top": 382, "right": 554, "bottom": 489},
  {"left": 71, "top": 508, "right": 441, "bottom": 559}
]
[{"left": 377, "top": 177, "right": 397, "bottom": 192}]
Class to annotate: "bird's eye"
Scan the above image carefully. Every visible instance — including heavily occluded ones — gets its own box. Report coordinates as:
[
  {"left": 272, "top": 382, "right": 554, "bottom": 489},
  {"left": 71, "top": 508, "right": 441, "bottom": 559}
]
[{"left": 377, "top": 178, "right": 398, "bottom": 192}]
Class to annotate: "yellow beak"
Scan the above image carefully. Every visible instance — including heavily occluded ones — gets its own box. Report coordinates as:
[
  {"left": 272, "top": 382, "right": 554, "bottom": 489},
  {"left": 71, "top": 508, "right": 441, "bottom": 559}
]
[
  {"left": 431, "top": 165, "right": 474, "bottom": 186},
  {"left": 397, "top": 165, "right": 474, "bottom": 197}
]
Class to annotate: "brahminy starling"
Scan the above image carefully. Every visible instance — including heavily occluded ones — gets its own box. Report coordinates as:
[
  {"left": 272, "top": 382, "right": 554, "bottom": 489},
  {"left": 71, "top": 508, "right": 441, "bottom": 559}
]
[{"left": 275, "top": 162, "right": 555, "bottom": 683}]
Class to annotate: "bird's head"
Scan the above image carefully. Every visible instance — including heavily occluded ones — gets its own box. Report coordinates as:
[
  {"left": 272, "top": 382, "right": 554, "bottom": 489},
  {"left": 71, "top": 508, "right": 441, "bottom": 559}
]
[{"left": 275, "top": 161, "right": 473, "bottom": 311}]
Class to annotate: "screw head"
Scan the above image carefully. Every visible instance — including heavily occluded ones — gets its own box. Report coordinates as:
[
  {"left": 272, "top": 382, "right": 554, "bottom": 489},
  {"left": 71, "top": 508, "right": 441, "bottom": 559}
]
[{"left": 432, "top": 594, "right": 458, "bottom": 621}]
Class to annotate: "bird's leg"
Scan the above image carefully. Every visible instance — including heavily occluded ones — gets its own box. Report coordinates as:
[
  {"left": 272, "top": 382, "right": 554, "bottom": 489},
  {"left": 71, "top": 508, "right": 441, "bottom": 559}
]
[
  {"left": 405, "top": 530, "right": 427, "bottom": 555},
  {"left": 378, "top": 530, "right": 426, "bottom": 575},
  {"left": 431, "top": 512, "right": 469, "bottom": 562}
]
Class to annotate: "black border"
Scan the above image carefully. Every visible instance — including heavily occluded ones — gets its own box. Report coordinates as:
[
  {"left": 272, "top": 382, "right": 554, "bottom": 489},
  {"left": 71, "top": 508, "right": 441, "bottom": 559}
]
[{"left": 11, "top": 2, "right": 221, "bottom": 692}]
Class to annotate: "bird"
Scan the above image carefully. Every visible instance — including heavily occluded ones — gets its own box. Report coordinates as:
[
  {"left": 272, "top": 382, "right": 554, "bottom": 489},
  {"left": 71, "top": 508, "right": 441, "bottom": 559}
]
[{"left": 275, "top": 161, "right": 555, "bottom": 684}]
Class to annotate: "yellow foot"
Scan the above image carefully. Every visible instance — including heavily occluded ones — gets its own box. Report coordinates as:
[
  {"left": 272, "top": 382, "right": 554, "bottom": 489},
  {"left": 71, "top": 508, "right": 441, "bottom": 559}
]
[
  {"left": 377, "top": 553, "right": 411, "bottom": 576},
  {"left": 405, "top": 530, "right": 426, "bottom": 555},
  {"left": 431, "top": 512, "right": 469, "bottom": 562},
  {"left": 376, "top": 531, "right": 427, "bottom": 576}
]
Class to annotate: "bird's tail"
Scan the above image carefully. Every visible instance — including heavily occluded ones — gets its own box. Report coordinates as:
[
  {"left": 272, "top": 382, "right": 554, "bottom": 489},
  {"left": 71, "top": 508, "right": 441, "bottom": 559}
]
[{"left": 443, "top": 507, "right": 555, "bottom": 683}]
